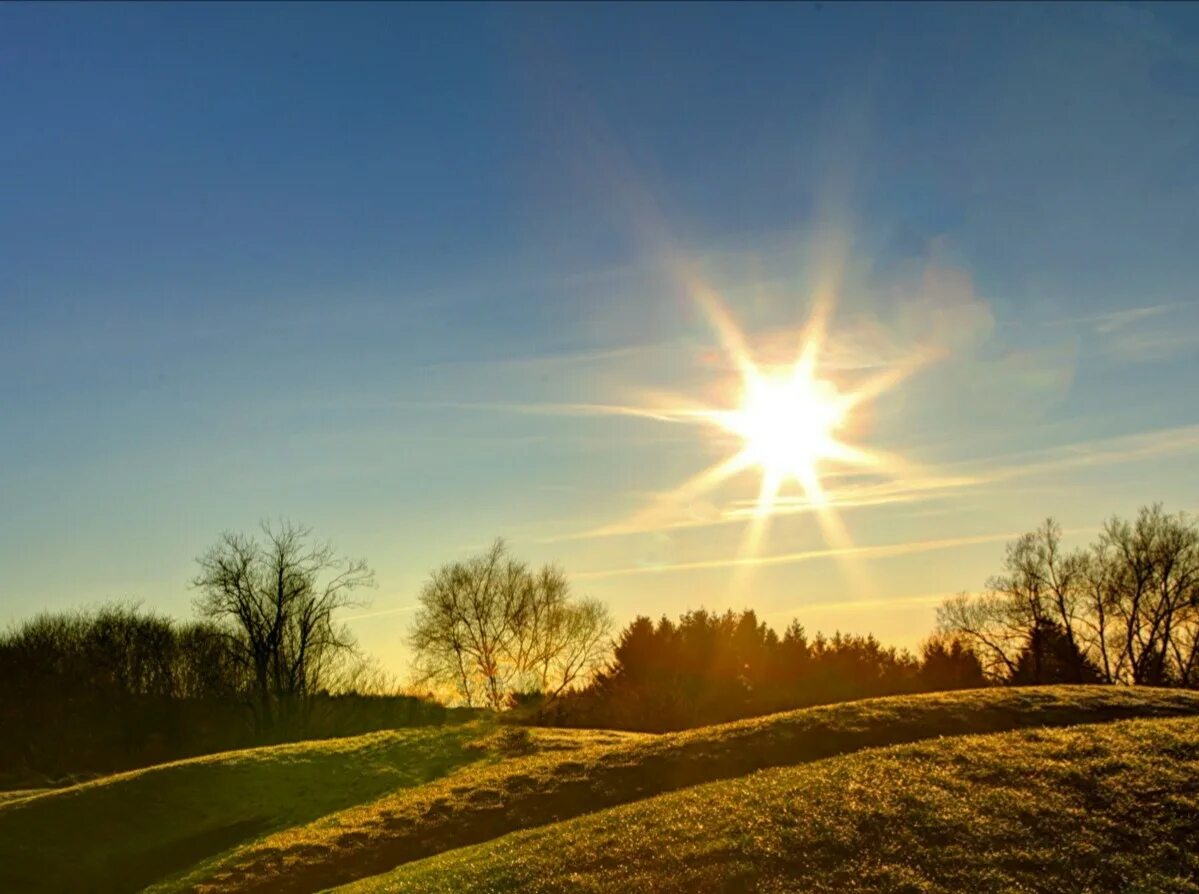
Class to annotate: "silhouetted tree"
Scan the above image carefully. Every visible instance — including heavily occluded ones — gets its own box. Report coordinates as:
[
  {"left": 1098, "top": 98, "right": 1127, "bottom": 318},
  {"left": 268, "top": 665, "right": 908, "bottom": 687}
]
[
  {"left": 409, "top": 539, "right": 612, "bottom": 709},
  {"left": 536, "top": 609, "right": 930, "bottom": 732},
  {"left": 917, "top": 635, "right": 987, "bottom": 691},
  {"left": 940, "top": 505, "right": 1199, "bottom": 687},
  {"left": 0, "top": 602, "right": 448, "bottom": 782},
  {"left": 193, "top": 521, "right": 374, "bottom": 732},
  {"left": 1091, "top": 505, "right": 1199, "bottom": 685},
  {"left": 1009, "top": 619, "right": 1104, "bottom": 685}
]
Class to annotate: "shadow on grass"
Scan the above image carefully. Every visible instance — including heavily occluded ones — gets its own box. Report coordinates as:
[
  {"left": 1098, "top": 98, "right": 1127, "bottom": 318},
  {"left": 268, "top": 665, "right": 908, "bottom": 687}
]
[
  {"left": 0, "top": 723, "right": 491, "bottom": 894},
  {"left": 115, "top": 817, "right": 273, "bottom": 894},
  {"left": 198, "top": 687, "right": 1199, "bottom": 894}
]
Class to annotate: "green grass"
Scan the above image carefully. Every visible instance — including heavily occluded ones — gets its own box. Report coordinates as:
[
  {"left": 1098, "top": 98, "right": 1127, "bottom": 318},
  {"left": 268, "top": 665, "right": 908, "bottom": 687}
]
[
  {"left": 3, "top": 686, "right": 1196, "bottom": 894},
  {"left": 342, "top": 715, "right": 1199, "bottom": 894},
  {"left": 185, "top": 686, "right": 1199, "bottom": 894},
  {"left": 0, "top": 720, "right": 636, "bottom": 893}
]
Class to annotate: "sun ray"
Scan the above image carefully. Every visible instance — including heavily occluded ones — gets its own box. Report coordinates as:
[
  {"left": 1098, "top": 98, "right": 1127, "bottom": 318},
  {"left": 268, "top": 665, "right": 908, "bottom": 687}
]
[
  {"left": 842, "top": 349, "right": 938, "bottom": 410},
  {"left": 587, "top": 449, "right": 755, "bottom": 538}
]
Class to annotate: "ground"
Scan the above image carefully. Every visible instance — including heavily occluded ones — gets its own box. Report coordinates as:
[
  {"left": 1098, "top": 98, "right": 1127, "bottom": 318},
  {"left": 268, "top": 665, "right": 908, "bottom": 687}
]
[{"left": 1, "top": 686, "right": 1196, "bottom": 893}]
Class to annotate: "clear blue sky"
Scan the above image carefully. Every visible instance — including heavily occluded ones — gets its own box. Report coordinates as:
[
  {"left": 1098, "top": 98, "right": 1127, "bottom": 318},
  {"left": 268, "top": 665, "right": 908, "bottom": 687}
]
[{"left": 3, "top": 2, "right": 1198, "bottom": 674}]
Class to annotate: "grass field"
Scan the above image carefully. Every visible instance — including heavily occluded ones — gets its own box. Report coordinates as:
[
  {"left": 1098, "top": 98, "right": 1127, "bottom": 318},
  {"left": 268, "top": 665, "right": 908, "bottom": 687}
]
[
  {"left": 1, "top": 686, "right": 1197, "bottom": 893},
  {"left": 0, "top": 721, "right": 636, "bottom": 893},
  {"left": 342, "top": 716, "right": 1199, "bottom": 894}
]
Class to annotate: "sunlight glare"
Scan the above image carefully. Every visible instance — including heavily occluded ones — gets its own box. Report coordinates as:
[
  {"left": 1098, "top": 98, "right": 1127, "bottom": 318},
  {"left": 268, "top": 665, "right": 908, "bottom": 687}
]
[{"left": 712, "top": 363, "right": 849, "bottom": 508}]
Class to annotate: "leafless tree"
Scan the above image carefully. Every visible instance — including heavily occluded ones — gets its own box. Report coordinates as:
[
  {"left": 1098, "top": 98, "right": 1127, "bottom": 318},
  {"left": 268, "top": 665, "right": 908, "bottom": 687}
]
[
  {"left": 940, "top": 505, "right": 1199, "bottom": 687},
  {"left": 1095, "top": 505, "right": 1199, "bottom": 685},
  {"left": 192, "top": 521, "right": 374, "bottom": 731},
  {"left": 938, "top": 520, "right": 1089, "bottom": 682},
  {"left": 408, "top": 539, "right": 612, "bottom": 709},
  {"left": 936, "top": 591, "right": 1020, "bottom": 682}
]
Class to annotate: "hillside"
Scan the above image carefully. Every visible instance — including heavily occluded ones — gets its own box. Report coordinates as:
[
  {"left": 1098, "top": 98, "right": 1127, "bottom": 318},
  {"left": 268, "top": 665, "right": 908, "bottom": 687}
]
[
  {"left": 0, "top": 721, "right": 637, "bottom": 893},
  {"left": 342, "top": 715, "right": 1199, "bottom": 894},
  {"left": 1, "top": 686, "right": 1197, "bottom": 894}
]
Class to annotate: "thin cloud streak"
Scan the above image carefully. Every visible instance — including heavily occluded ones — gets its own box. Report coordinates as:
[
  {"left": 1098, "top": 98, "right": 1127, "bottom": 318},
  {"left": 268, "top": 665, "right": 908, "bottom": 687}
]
[
  {"left": 573, "top": 531, "right": 1019, "bottom": 581},
  {"left": 760, "top": 590, "right": 959, "bottom": 619},
  {"left": 413, "top": 344, "right": 654, "bottom": 374},
  {"left": 389, "top": 399, "right": 692, "bottom": 423},
  {"left": 1025, "top": 301, "right": 1184, "bottom": 333},
  {"left": 549, "top": 422, "right": 1199, "bottom": 543},
  {"left": 344, "top": 603, "right": 419, "bottom": 622}
]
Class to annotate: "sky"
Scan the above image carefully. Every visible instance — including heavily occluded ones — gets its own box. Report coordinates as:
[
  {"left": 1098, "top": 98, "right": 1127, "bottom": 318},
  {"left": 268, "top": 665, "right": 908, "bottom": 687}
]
[{"left": 2, "top": 2, "right": 1198, "bottom": 676}]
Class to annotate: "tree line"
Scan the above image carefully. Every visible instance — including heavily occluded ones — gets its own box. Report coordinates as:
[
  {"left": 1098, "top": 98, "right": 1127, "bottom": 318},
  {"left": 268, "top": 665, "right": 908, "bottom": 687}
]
[
  {"left": 0, "top": 522, "right": 450, "bottom": 783},
  {"left": 408, "top": 504, "right": 1198, "bottom": 732},
  {"left": 521, "top": 610, "right": 985, "bottom": 731},
  {"left": 5, "top": 503, "right": 1194, "bottom": 781}
]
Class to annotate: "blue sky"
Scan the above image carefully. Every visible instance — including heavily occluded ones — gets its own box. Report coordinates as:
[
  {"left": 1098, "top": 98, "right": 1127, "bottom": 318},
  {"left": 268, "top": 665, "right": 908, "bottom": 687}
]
[{"left": 3, "top": 3, "right": 1198, "bottom": 673}]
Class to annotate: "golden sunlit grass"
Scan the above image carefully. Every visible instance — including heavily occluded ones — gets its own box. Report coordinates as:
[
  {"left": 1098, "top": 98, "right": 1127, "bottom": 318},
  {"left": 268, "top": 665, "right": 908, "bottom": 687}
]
[
  {"left": 341, "top": 715, "right": 1199, "bottom": 894},
  {"left": 4, "top": 688, "right": 1196, "bottom": 894},
  {"left": 0, "top": 721, "right": 636, "bottom": 894},
  {"left": 151, "top": 688, "right": 1198, "bottom": 893}
]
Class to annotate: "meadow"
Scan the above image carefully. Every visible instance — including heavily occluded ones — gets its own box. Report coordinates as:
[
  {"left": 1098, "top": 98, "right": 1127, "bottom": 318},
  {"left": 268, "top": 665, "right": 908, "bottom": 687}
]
[
  {"left": 1, "top": 686, "right": 1197, "bottom": 893},
  {"left": 345, "top": 715, "right": 1199, "bottom": 894}
]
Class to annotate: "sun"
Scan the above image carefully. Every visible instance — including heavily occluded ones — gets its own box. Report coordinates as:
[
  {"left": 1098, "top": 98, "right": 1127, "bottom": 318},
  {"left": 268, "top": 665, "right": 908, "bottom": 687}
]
[
  {"left": 593, "top": 285, "right": 929, "bottom": 554},
  {"left": 685, "top": 331, "right": 882, "bottom": 522},
  {"left": 708, "top": 358, "right": 851, "bottom": 507},
  {"left": 589, "top": 256, "right": 927, "bottom": 556}
]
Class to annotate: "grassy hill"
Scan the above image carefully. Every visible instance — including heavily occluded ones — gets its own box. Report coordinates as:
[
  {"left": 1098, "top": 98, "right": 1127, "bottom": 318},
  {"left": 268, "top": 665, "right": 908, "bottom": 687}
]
[
  {"left": 342, "top": 715, "right": 1199, "bottom": 894},
  {"left": 1, "top": 686, "right": 1197, "bottom": 893},
  {"left": 0, "top": 721, "right": 637, "bottom": 893}
]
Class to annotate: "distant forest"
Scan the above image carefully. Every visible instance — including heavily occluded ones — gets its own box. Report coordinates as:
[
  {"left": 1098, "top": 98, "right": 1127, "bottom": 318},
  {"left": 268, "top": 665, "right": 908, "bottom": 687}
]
[{"left": 2, "top": 504, "right": 1195, "bottom": 781}]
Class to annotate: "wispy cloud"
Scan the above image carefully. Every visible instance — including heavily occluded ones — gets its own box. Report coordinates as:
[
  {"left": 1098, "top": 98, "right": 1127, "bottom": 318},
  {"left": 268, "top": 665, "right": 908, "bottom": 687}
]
[
  {"left": 413, "top": 344, "right": 655, "bottom": 374},
  {"left": 760, "top": 590, "right": 959, "bottom": 619},
  {"left": 388, "top": 399, "right": 691, "bottom": 423},
  {"left": 1029, "top": 301, "right": 1183, "bottom": 333},
  {"left": 572, "top": 531, "right": 1018, "bottom": 581},
  {"left": 981, "top": 422, "right": 1199, "bottom": 481},
  {"left": 344, "top": 603, "right": 419, "bottom": 622},
  {"left": 1019, "top": 301, "right": 1199, "bottom": 364},
  {"left": 549, "top": 422, "right": 1199, "bottom": 543},
  {"left": 561, "top": 472, "right": 980, "bottom": 542},
  {"left": 1092, "top": 303, "right": 1181, "bottom": 334}
]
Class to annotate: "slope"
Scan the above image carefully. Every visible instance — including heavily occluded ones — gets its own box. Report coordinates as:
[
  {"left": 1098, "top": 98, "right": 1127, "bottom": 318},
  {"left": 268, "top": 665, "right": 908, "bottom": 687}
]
[
  {"left": 343, "top": 714, "right": 1199, "bottom": 893},
  {"left": 184, "top": 686, "right": 1199, "bottom": 894}
]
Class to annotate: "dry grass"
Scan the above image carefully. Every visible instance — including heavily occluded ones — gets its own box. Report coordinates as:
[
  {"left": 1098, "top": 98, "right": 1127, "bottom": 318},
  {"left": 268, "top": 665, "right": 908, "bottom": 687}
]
[
  {"left": 0, "top": 720, "right": 634, "bottom": 893},
  {"left": 3, "top": 686, "right": 1196, "bottom": 894},
  {"left": 342, "top": 715, "right": 1199, "bottom": 894},
  {"left": 186, "top": 686, "right": 1199, "bottom": 894}
]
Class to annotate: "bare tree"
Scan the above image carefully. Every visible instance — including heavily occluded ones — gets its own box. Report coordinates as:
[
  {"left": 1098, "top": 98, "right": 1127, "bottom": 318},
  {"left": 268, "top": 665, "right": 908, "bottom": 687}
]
[
  {"left": 936, "top": 591, "right": 1020, "bottom": 682},
  {"left": 408, "top": 539, "right": 612, "bottom": 709},
  {"left": 1096, "top": 505, "right": 1199, "bottom": 685},
  {"left": 940, "top": 505, "right": 1199, "bottom": 688},
  {"left": 193, "top": 521, "right": 374, "bottom": 731},
  {"left": 528, "top": 596, "right": 612, "bottom": 701},
  {"left": 938, "top": 520, "right": 1090, "bottom": 683}
]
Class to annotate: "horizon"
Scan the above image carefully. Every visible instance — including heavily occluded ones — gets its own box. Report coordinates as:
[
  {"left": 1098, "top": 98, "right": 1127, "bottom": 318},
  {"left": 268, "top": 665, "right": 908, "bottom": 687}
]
[{"left": 3, "top": 2, "right": 1199, "bottom": 678}]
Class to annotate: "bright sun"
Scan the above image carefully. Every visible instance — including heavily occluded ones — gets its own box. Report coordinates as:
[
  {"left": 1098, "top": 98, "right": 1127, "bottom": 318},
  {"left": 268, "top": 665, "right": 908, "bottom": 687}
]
[
  {"left": 620, "top": 289, "right": 924, "bottom": 542},
  {"left": 713, "top": 359, "right": 849, "bottom": 503},
  {"left": 688, "top": 336, "right": 875, "bottom": 519},
  {"left": 596, "top": 257, "right": 926, "bottom": 555}
]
